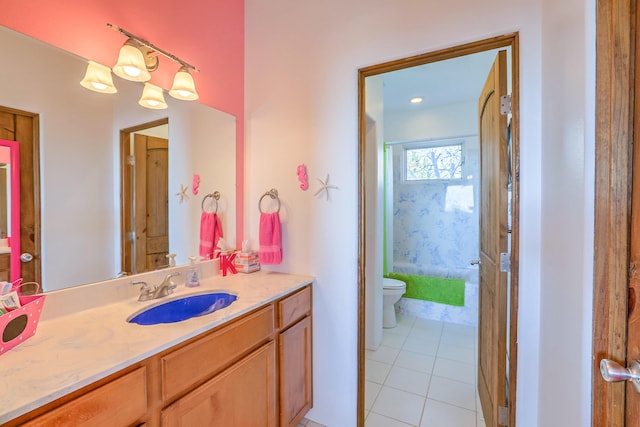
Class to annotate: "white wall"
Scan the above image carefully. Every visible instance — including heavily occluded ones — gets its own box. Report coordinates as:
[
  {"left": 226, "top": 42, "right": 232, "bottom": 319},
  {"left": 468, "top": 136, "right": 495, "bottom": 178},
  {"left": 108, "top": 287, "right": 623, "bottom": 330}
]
[
  {"left": 245, "top": 1, "right": 591, "bottom": 426},
  {"left": 539, "top": 0, "right": 595, "bottom": 425},
  {"left": 384, "top": 101, "right": 478, "bottom": 143}
]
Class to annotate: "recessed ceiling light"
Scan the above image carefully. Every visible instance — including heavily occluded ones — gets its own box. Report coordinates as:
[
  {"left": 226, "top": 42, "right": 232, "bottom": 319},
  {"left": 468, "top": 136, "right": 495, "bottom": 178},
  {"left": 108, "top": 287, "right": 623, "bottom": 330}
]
[{"left": 410, "top": 97, "right": 423, "bottom": 104}]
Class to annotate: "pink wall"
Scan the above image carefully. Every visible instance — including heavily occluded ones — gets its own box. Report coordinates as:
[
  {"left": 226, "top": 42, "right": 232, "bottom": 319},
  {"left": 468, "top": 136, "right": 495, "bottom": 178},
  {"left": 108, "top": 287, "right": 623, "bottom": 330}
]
[{"left": 1, "top": 0, "right": 245, "bottom": 244}]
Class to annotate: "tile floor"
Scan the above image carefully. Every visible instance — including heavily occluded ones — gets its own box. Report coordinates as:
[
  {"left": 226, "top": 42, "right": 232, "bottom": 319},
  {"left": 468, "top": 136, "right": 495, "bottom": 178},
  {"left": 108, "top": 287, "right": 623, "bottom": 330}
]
[
  {"left": 365, "top": 314, "right": 485, "bottom": 427},
  {"left": 297, "top": 418, "right": 326, "bottom": 427}
]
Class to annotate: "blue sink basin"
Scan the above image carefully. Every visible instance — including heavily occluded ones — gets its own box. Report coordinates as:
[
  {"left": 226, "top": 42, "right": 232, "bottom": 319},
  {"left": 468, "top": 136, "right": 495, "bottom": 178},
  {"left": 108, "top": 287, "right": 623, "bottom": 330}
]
[{"left": 127, "top": 291, "right": 238, "bottom": 325}]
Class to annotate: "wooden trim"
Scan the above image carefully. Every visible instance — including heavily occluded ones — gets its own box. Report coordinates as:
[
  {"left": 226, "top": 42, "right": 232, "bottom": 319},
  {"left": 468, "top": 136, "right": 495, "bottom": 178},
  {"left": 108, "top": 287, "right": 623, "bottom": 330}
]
[
  {"left": 358, "top": 34, "right": 518, "bottom": 78},
  {"left": 508, "top": 32, "right": 521, "bottom": 427},
  {"left": 592, "top": 0, "right": 635, "bottom": 426},
  {"left": 356, "top": 68, "right": 367, "bottom": 427},
  {"left": 356, "top": 34, "right": 520, "bottom": 426}
]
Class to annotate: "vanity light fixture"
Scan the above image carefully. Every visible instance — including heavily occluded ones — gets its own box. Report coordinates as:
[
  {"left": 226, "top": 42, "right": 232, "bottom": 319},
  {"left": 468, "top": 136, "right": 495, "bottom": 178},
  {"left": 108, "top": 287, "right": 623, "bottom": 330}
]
[
  {"left": 79, "top": 23, "right": 200, "bottom": 109},
  {"left": 112, "top": 38, "right": 154, "bottom": 82},
  {"left": 80, "top": 61, "right": 117, "bottom": 93},
  {"left": 108, "top": 24, "right": 199, "bottom": 98},
  {"left": 169, "top": 66, "right": 199, "bottom": 101},
  {"left": 139, "top": 83, "right": 168, "bottom": 109},
  {"left": 410, "top": 96, "right": 424, "bottom": 104}
]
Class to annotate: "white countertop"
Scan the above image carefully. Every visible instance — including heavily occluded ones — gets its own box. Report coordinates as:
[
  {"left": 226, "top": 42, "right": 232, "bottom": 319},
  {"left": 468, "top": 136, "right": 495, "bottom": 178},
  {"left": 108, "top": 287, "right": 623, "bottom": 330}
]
[{"left": 0, "top": 269, "right": 313, "bottom": 423}]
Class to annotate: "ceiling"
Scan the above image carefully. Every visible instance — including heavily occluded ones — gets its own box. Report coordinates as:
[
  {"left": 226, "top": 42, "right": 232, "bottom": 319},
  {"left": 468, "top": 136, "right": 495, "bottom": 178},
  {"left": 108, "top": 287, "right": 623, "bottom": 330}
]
[{"left": 382, "top": 48, "right": 502, "bottom": 113}]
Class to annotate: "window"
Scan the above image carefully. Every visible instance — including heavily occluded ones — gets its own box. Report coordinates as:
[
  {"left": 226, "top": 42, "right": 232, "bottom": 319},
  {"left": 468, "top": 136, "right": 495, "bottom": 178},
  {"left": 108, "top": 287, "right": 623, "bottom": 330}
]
[{"left": 404, "top": 140, "right": 464, "bottom": 181}]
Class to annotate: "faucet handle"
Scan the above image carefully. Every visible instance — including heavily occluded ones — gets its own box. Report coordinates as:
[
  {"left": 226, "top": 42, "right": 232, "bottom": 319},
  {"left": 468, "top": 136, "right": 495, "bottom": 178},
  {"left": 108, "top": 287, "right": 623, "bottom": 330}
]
[
  {"left": 165, "top": 272, "right": 181, "bottom": 285},
  {"left": 132, "top": 280, "right": 150, "bottom": 291},
  {"left": 166, "top": 253, "right": 176, "bottom": 267}
]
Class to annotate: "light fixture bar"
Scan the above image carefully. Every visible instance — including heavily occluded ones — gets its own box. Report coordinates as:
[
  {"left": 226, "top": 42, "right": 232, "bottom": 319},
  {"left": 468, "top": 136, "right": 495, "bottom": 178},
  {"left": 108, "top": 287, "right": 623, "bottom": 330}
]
[{"left": 107, "top": 23, "right": 199, "bottom": 73}]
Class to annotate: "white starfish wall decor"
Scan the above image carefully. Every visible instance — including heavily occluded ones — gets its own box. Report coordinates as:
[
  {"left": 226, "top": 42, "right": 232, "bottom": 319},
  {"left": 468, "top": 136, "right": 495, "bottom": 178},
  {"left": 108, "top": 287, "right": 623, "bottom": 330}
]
[
  {"left": 314, "top": 174, "right": 338, "bottom": 201},
  {"left": 176, "top": 184, "right": 189, "bottom": 203}
]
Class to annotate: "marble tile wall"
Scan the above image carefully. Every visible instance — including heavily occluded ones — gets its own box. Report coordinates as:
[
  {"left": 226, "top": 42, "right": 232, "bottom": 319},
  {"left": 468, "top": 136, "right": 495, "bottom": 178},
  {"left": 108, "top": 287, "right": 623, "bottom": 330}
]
[{"left": 390, "top": 136, "right": 479, "bottom": 326}]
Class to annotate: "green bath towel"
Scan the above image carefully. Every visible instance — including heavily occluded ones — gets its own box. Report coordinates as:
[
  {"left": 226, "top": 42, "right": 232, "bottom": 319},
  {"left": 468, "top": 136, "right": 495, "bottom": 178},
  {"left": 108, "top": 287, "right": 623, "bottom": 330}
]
[{"left": 386, "top": 273, "right": 465, "bottom": 307}]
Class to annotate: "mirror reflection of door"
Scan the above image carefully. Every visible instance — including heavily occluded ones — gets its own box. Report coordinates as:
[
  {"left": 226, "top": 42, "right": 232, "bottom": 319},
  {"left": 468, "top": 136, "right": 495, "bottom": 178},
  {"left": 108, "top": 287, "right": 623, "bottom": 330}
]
[
  {"left": 0, "top": 106, "right": 40, "bottom": 288},
  {"left": 121, "top": 119, "right": 169, "bottom": 275}
]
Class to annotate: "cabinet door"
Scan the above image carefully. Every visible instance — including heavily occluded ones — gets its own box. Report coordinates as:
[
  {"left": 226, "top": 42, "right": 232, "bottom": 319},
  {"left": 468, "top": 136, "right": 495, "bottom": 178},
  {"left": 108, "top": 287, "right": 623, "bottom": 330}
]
[
  {"left": 161, "top": 341, "right": 276, "bottom": 427},
  {"left": 279, "top": 316, "right": 312, "bottom": 427}
]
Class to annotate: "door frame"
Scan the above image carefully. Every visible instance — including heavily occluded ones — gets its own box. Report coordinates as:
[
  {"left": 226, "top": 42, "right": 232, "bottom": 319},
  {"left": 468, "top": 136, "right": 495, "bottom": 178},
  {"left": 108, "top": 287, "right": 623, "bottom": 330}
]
[
  {"left": 119, "top": 118, "right": 169, "bottom": 275},
  {"left": 356, "top": 33, "right": 521, "bottom": 427},
  {"left": 591, "top": 0, "right": 635, "bottom": 425},
  {"left": 0, "top": 105, "right": 41, "bottom": 288}
]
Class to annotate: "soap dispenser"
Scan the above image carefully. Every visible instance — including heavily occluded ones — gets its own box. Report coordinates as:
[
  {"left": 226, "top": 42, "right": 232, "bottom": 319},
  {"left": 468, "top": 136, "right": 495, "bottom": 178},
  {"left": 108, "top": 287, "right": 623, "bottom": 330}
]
[{"left": 185, "top": 256, "right": 201, "bottom": 288}]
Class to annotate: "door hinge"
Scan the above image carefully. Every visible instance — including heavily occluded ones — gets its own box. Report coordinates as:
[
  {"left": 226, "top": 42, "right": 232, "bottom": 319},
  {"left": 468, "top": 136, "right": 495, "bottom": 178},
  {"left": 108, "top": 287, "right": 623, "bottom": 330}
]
[
  {"left": 498, "top": 405, "right": 508, "bottom": 425},
  {"left": 500, "top": 94, "right": 512, "bottom": 115},
  {"left": 500, "top": 252, "right": 510, "bottom": 272},
  {"left": 127, "top": 231, "right": 136, "bottom": 241},
  {"left": 127, "top": 155, "right": 135, "bottom": 166}
]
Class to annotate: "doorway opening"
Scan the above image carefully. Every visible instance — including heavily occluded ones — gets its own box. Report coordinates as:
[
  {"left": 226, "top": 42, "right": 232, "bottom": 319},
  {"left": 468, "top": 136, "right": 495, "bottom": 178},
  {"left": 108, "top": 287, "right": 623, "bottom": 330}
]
[
  {"left": 0, "top": 106, "right": 40, "bottom": 289},
  {"left": 357, "top": 34, "right": 520, "bottom": 426},
  {"left": 119, "top": 118, "right": 170, "bottom": 275}
]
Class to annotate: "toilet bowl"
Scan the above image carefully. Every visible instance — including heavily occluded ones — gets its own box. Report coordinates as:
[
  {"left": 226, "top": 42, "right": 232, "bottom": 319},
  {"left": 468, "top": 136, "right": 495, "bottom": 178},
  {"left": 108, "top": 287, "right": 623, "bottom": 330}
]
[{"left": 382, "top": 278, "right": 406, "bottom": 328}]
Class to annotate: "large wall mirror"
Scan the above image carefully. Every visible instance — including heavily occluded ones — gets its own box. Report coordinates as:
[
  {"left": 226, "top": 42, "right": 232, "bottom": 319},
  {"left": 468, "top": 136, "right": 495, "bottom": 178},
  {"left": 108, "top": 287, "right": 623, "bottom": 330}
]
[{"left": 0, "top": 25, "right": 237, "bottom": 292}]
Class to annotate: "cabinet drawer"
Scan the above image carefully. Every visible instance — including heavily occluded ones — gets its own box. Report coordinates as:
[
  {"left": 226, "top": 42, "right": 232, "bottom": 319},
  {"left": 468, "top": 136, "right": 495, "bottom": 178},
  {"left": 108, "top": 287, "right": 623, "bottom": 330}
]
[
  {"left": 24, "top": 367, "right": 147, "bottom": 427},
  {"left": 278, "top": 286, "right": 311, "bottom": 330},
  {"left": 162, "top": 305, "right": 275, "bottom": 402}
]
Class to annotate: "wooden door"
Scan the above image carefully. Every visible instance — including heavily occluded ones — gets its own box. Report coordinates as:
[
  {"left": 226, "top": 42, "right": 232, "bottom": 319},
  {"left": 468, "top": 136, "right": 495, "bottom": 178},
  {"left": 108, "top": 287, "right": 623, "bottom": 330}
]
[
  {"left": 592, "top": 0, "right": 639, "bottom": 425},
  {"left": 477, "top": 50, "right": 509, "bottom": 427},
  {"left": 0, "top": 107, "right": 40, "bottom": 287},
  {"left": 161, "top": 342, "right": 277, "bottom": 426},
  {"left": 279, "top": 316, "right": 313, "bottom": 427},
  {"left": 125, "top": 133, "right": 168, "bottom": 274}
]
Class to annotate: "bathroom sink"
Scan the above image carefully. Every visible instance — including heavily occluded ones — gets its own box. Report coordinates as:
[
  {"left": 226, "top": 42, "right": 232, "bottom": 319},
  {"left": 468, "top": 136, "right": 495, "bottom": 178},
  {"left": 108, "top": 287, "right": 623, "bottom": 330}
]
[{"left": 127, "top": 291, "right": 238, "bottom": 325}]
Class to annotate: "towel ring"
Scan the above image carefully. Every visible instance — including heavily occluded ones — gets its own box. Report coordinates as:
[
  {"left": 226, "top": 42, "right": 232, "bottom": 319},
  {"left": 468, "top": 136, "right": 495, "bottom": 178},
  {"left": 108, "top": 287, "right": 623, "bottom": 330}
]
[
  {"left": 259, "top": 188, "right": 281, "bottom": 213},
  {"left": 201, "top": 191, "right": 220, "bottom": 214}
]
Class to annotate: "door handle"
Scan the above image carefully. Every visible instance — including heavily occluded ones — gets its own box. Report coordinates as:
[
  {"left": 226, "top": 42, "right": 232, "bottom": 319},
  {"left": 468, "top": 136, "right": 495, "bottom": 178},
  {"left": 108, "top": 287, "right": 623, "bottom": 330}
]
[
  {"left": 470, "top": 259, "right": 481, "bottom": 265},
  {"left": 20, "top": 252, "right": 34, "bottom": 263},
  {"left": 600, "top": 359, "right": 640, "bottom": 392}
]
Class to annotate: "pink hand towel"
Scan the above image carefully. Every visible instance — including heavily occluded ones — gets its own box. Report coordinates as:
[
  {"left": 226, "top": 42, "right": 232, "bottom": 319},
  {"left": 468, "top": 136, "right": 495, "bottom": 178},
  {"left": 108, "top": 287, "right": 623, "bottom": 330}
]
[
  {"left": 212, "top": 213, "right": 223, "bottom": 256},
  {"left": 259, "top": 212, "right": 282, "bottom": 265},
  {"left": 199, "top": 212, "right": 223, "bottom": 260}
]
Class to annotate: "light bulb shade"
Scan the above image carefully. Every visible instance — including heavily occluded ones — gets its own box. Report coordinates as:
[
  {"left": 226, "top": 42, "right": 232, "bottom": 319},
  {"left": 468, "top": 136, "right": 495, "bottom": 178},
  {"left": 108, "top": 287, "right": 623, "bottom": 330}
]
[
  {"left": 169, "top": 66, "right": 199, "bottom": 100},
  {"left": 112, "top": 39, "right": 151, "bottom": 82},
  {"left": 80, "top": 61, "right": 117, "bottom": 93},
  {"left": 139, "top": 83, "right": 168, "bottom": 109}
]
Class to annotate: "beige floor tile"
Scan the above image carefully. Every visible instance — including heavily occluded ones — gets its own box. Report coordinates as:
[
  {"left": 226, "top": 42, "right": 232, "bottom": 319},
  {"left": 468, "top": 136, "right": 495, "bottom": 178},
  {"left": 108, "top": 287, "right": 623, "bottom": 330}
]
[{"left": 371, "top": 386, "right": 426, "bottom": 426}]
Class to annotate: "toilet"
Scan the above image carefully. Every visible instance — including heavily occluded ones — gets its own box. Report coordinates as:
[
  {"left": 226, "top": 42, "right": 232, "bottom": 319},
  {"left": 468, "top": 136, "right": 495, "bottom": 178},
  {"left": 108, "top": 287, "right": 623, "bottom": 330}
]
[{"left": 382, "top": 278, "right": 407, "bottom": 328}]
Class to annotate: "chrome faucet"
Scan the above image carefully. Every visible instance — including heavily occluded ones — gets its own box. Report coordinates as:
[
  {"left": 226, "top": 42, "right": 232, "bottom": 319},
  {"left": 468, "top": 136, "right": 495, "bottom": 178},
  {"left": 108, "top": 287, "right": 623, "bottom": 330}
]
[{"left": 133, "top": 272, "right": 181, "bottom": 301}]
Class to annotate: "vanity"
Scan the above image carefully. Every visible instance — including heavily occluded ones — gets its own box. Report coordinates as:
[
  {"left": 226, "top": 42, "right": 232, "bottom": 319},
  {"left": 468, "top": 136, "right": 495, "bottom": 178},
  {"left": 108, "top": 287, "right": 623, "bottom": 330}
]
[{"left": 0, "top": 269, "right": 313, "bottom": 426}]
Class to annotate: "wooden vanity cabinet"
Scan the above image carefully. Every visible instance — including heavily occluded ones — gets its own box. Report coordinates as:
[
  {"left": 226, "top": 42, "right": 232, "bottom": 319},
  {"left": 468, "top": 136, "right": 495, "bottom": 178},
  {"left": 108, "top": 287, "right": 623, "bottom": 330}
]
[
  {"left": 20, "top": 367, "right": 147, "bottom": 427},
  {"left": 8, "top": 284, "right": 313, "bottom": 427},
  {"left": 161, "top": 341, "right": 277, "bottom": 426},
  {"left": 277, "top": 286, "right": 313, "bottom": 427}
]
